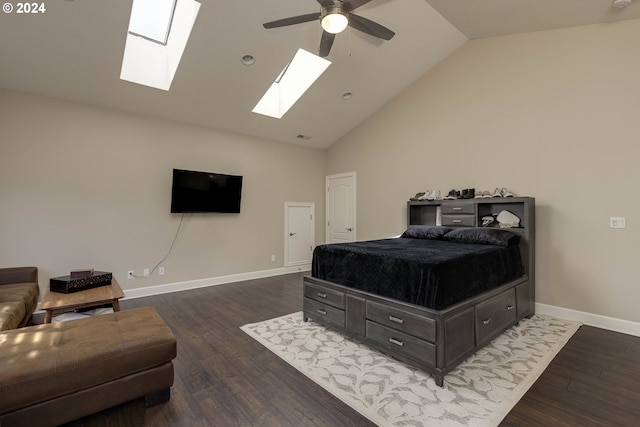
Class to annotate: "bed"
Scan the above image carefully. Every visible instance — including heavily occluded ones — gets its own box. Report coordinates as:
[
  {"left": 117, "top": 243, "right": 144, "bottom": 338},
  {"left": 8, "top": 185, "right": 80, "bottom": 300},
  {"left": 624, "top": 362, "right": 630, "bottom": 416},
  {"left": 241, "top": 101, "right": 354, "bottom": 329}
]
[{"left": 303, "top": 197, "right": 535, "bottom": 386}]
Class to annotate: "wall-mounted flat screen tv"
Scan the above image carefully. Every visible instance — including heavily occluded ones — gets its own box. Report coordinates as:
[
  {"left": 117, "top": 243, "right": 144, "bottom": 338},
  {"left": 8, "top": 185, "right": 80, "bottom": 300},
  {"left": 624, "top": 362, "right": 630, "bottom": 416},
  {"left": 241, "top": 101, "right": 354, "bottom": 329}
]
[{"left": 171, "top": 168, "right": 243, "bottom": 213}]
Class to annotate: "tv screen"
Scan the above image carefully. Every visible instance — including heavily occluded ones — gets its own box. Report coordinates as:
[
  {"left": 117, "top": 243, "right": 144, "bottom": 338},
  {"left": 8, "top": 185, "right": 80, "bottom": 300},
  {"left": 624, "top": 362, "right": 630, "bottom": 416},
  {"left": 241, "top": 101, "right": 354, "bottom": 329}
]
[{"left": 171, "top": 169, "right": 243, "bottom": 213}]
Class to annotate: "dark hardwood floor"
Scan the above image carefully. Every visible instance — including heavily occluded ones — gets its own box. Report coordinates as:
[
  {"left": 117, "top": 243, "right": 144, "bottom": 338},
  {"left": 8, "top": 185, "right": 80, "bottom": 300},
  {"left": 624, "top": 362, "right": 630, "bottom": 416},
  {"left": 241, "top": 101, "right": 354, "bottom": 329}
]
[{"left": 61, "top": 273, "right": 640, "bottom": 426}]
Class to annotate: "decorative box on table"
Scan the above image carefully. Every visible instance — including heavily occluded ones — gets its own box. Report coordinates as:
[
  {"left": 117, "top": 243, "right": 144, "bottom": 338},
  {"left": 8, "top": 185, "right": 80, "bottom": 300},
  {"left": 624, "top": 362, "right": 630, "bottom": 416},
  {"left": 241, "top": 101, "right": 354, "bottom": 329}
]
[{"left": 50, "top": 271, "right": 113, "bottom": 294}]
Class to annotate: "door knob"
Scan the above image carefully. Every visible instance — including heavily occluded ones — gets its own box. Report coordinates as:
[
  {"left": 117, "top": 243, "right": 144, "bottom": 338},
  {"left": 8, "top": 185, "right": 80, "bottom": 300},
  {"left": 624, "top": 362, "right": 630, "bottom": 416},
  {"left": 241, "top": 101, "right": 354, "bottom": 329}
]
[
  {"left": 289, "top": 232, "right": 296, "bottom": 236},
  {"left": 346, "top": 228, "right": 353, "bottom": 231}
]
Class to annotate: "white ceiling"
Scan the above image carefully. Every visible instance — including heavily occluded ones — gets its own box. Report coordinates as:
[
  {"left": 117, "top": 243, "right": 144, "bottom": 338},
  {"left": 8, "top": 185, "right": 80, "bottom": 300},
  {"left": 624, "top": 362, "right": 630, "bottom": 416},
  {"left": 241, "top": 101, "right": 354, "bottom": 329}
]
[{"left": 1, "top": 0, "right": 639, "bottom": 149}]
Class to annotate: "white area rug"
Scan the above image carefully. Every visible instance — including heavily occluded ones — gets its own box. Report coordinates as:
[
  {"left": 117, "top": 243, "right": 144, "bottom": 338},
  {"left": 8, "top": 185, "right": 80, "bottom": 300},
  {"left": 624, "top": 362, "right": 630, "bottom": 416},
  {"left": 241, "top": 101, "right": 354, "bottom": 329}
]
[{"left": 241, "top": 312, "right": 580, "bottom": 427}]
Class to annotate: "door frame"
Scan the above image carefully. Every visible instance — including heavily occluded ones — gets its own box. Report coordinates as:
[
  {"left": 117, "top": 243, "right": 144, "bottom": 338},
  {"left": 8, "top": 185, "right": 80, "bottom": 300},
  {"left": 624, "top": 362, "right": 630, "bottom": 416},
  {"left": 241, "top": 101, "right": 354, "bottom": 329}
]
[
  {"left": 284, "top": 202, "right": 315, "bottom": 267},
  {"left": 325, "top": 171, "right": 356, "bottom": 243}
]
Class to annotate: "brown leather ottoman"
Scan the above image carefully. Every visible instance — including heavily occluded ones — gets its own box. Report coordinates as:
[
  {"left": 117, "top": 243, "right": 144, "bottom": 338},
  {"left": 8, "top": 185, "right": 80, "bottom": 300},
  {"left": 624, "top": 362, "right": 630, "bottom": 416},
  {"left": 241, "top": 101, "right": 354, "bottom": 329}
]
[{"left": 0, "top": 306, "right": 176, "bottom": 427}]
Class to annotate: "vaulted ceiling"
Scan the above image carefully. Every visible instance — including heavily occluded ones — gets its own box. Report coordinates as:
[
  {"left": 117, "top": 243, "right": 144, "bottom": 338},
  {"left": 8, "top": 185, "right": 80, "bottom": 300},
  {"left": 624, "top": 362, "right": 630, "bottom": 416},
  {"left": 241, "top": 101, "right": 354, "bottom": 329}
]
[{"left": 1, "top": 0, "right": 639, "bottom": 149}]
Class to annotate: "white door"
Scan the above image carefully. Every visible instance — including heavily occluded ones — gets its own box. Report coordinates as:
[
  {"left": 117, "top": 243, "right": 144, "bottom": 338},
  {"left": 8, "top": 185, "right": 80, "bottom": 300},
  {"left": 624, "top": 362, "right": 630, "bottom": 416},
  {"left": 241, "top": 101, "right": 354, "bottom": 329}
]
[
  {"left": 326, "top": 172, "right": 356, "bottom": 243},
  {"left": 285, "top": 202, "right": 315, "bottom": 267}
]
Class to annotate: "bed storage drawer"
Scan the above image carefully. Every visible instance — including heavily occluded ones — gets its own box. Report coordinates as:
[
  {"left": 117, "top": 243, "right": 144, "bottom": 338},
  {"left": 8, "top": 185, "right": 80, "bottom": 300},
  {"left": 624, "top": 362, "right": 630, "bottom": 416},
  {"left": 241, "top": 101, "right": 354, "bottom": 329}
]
[
  {"left": 441, "top": 202, "right": 476, "bottom": 215},
  {"left": 475, "top": 289, "right": 516, "bottom": 346},
  {"left": 304, "top": 298, "right": 345, "bottom": 329},
  {"left": 441, "top": 214, "right": 476, "bottom": 227},
  {"left": 366, "top": 321, "right": 436, "bottom": 365},
  {"left": 304, "top": 283, "right": 345, "bottom": 309},
  {"left": 366, "top": 301, "right": 436, "bottom": 342}
]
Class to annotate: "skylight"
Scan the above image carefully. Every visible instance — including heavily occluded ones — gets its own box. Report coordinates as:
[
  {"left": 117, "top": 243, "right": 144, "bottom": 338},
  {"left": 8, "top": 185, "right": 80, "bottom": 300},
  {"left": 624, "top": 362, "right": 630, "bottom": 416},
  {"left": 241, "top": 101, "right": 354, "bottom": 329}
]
[
  {"left": 120, "top": 0, "right": 200, "bottom": 91},
  {"left": 252, "top": 49, "right": 331, "bottom": 119},
  {"left": 128, "top": 0, "right": 176, "bottom": 45}
]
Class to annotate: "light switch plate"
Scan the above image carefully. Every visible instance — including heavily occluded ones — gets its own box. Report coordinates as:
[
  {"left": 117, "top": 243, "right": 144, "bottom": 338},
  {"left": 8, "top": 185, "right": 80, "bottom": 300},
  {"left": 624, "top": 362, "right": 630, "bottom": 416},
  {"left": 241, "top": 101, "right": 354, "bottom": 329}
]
[{"left": 610, "top": 217, "right": 626, "bottom": 229}]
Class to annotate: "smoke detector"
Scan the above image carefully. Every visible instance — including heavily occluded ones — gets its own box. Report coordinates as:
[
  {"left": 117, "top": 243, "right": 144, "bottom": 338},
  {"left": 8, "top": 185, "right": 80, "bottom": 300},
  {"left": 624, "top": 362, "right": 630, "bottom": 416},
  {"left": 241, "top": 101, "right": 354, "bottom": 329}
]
[{"left": 612, "top": 0, "right": 632, "bottom": 8}]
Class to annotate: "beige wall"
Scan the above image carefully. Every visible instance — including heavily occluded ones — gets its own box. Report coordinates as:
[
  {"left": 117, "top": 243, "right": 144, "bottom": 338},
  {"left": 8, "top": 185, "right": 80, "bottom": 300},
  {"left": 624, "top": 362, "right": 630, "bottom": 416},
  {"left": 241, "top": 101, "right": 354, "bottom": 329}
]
[
  {"left": 0, "top": 90, "right": 326, "bottom": 294},
  {"left": 2, "top": 19, "right": 639, "bottom": 325},
  {"left": 328, "top": 20, "right": 640, "bottom": 323}
]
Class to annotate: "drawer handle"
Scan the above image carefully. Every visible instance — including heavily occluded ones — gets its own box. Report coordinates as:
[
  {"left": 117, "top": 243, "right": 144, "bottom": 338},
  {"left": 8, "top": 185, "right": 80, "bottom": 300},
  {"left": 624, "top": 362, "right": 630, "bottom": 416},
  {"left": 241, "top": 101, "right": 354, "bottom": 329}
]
[
  {"left": 506, "top": 305, "right": 514, "bottom": 311},
  {"left": 389, "top": 315, "right": 404, "bottom": 324},
  {"left": 317, "top": 292, "right": 327, "bottom": 298},
  {"left": 452, "top": 207, "right": 463, "bottom": 211},
  {"left": 483, "top": 318, "right": 492, "bottom": 325},
  {"left": 389, "top": 338, "right": 404, "bottom": 347},
  {"left": 317, "top": 309, "right": 327, "bottom": 315},
  {"left": 452, "top": 219, "right": 462, "bottom": 223}
]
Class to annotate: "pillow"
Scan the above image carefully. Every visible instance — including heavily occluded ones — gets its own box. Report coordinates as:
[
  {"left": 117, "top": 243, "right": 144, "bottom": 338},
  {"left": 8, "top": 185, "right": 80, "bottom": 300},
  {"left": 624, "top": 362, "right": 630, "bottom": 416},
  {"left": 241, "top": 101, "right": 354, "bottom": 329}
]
[
  {"left": 401, "top": 226, "right": 452, "bottom": 240},
  {"left": 443, "top": 227, "right": 520, "bottom": 247}
]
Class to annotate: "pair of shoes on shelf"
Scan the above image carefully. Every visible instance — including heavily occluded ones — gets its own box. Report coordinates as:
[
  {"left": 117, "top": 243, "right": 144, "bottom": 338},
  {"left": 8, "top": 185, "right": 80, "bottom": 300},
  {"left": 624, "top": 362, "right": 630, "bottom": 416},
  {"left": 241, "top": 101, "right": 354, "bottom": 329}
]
[
  {"left": 475, "top": 190, "right": 493, "bottom": 198},
  {"left": 444, "top": 189, "right": 474, "bottom": 199},
  {"left": 426, "top": 189, "right": 441, "bottom": 200},
  {"left": 501, "top": 188, "right": 514, "bottom": 197},
  {"left": 417, "top": 189, "right": 441, "bottom": 201},
  {"left": 409, "top": 192, "right": 426, "bottom": 201},
  {"left": 444, "top": 189, "right": 459, "bottom": 200},
  {"left": 459, "top": 188, "right": 475, "bottom": 199},
  {"left": 492, "top": 187, "right": 515, "bottom": 197}
]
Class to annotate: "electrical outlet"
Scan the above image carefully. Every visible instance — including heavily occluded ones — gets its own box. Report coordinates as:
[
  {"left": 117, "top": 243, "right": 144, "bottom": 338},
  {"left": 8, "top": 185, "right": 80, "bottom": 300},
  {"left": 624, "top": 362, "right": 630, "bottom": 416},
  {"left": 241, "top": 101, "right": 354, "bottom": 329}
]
[
  {"left": 143, "top": 268, "right": 149, "bottom": 277},
  {"left": 271, "top": 255, "right": 276, "bottom": 262},
  {"left": 159, "top": 266, "right": 165, "bottom": 275},
  {"left": 127, "top": 270, "right": 134, "bottom": 279}
]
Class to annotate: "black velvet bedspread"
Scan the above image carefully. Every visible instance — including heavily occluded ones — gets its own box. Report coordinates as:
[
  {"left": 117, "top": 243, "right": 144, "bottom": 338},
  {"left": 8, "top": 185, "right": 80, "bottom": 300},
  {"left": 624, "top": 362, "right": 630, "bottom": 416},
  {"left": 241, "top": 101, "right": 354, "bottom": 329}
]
[{"left": 311, "top": 238, "right": 523, "bottom": 310}]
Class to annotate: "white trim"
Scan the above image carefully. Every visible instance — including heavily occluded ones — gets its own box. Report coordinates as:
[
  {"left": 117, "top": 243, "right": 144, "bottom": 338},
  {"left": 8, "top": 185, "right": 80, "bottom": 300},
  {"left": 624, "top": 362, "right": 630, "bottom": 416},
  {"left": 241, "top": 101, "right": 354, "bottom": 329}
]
[
  {"left": 536, "top": 302, "right": 640, "bottom": 337},
  {"left": 123, "top": 265, "right": 310, "bottom": 300},
  {"left": 33, "top": 265, "right": 311, "bottom": 317},
  {"left": 34, "top": 270, "right": 640, "bottom": 338},
  {"left": 127, "top": 271, "right": 639, "bottom": 339}
]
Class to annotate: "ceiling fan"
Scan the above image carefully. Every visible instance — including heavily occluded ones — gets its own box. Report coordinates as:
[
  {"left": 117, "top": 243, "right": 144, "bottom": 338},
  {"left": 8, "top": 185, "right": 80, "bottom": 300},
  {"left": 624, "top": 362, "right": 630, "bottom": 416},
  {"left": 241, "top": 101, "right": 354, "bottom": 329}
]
[{"left": 263, "top": 0, "right": 395, "bottom": 57}]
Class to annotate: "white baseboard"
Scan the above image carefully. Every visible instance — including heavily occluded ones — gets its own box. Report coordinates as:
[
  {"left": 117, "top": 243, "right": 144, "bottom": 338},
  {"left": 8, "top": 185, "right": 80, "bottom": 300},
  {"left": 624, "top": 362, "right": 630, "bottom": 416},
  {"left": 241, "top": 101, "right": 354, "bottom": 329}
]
[
  {"left": 123, "top": 275, "right": 637, "bottom": 337},
  {"left": 34, "top": 269, "right": 640, "bottom": 339},
  {"left": 536, "top": 302, "right": 640, "bottom": 337},
  {"left": 122, "top": 264, "right": 311, "bottom": 300}
]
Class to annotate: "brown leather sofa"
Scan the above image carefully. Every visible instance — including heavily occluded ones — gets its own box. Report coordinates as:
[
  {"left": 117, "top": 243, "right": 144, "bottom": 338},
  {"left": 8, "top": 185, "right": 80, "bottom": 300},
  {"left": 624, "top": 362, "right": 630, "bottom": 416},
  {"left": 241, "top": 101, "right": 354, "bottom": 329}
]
[
  {"left": 0, "top": 266, "right": 39, "bottom": 331},
  {"left": 0, "top": 306, "right": 177, "bottom": 426}
]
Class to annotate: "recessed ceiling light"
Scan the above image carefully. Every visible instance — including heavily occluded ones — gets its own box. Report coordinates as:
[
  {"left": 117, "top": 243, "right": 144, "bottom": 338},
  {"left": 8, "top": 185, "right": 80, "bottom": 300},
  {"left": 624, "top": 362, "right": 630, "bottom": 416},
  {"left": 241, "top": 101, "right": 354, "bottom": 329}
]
[
  {"left": 342, "top": 92, "right": 352, "bottom": 100},
  {"left": 241, "top": 54, "right": 255, "bottom": 66}
]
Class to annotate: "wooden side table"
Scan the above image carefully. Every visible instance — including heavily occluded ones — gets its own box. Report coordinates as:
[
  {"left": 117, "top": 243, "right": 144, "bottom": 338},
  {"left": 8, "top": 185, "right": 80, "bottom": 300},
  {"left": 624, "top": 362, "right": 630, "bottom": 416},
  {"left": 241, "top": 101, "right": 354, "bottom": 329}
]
[{"left": 39, "top": 278, "right": 125, "bottom": 323}]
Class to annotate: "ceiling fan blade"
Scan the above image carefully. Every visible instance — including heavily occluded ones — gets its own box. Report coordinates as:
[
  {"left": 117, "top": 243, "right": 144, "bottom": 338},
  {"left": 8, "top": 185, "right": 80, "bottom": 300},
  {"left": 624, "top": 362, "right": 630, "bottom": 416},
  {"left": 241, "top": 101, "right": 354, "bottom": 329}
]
[
  {"left": 263, "top": 13, "right": 320, "bottom": 29},
  {"left": 348, "top": 14, "right": 395, "bottom": 40},
  {"left": 344, "top": 0, "right": 373, "bottom": 12},
  {"left": 319, "top": 31, "right": 336, "bottom": 57}
]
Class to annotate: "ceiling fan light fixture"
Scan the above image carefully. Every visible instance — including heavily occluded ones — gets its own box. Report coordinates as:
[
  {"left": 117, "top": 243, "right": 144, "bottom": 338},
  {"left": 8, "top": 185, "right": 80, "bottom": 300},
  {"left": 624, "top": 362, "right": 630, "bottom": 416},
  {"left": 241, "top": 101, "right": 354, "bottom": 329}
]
[{"left": 321, "top": 6, "right": 348, "bottom": 34}]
